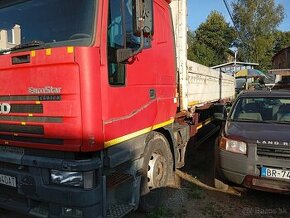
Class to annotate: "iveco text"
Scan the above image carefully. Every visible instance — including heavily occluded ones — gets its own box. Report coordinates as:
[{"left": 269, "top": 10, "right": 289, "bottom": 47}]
[{"left": 0, "top": 103, "right": 11, "bottom": 114}]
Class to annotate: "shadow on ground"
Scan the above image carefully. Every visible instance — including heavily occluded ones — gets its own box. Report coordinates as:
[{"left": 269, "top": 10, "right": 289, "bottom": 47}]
[{"left": 127, "top": 134, "right": 290, "bottom": 218}]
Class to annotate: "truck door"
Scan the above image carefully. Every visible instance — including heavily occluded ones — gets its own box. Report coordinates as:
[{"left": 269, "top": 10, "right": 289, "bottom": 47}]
[{"left": 103, "top": 0, "right": 157, "bottom": 146}]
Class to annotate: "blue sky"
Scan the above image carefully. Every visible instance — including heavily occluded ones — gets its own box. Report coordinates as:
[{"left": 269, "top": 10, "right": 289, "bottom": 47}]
[{"left": 187, "top": 0, "right": 290, "bottom": 31}]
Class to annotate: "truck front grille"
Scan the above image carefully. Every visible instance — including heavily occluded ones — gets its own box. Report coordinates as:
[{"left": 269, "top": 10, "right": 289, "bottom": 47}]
[
  {"left": 0, "top": 95, "right": 64, "bottom": 145},
  {"left": 10, "top": 104, "right": 43, "bottom": 113},
  {"left": 0, "top": 123, "right": 44, "bottom": 135},
  {"left": 257, "top": 145, "right": 290, "bottom": 159},
  {"left": 0, "top": 95, "right": 61, "bottom": 102},
  {"left": 0, "top": 116, "right": 62, "bottom": 123},
  {"left": 0, "top": 135, "right": 63, "bottom": 145}
]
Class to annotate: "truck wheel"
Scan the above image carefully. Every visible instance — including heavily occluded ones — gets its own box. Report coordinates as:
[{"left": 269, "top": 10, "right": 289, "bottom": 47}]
[{"left": 139, "top": 132, "right": 173, "bottom": 212}]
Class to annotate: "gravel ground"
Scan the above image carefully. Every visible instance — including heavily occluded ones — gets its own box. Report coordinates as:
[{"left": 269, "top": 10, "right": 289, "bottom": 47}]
[
  {"left": 127, "top": 181, "right": 289, "bottom": 218},
  {"left": 127, "top": 135, "right": 290, "bottom": 218}
]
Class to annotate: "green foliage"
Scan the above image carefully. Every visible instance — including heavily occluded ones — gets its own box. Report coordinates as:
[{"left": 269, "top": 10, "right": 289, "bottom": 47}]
[
  {"left": 188, "top": 11, "right": 235, "bottom": 66},
  {"left": 188, "top": 41, "right": 217, "bottom": 66},
  {"left": 147, "top": 206, "right": 174, "bottom": 218},
  {"left": 188, "top": 184, "right": 205, "bottom": 200},
  {"left": 187, "top": 1, "right": 287, "bottom": 70},
  {"left": 273, "top": 31, "right": 290, "bottom": 53},
  {"left": 232, "top": 0, "right": 285, "bottom": 70}
]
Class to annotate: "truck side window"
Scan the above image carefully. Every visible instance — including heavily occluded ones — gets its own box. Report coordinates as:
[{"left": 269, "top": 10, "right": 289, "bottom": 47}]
[
  {"left": 107, "top": 0, "right": 126, "bottom": 85},
  {"left": 107, "top": 0, "right": 151, "bottom": 86}
]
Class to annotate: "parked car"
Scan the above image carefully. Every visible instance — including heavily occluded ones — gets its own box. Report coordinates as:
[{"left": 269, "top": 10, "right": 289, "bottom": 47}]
[{"left": 216, "top": 90, "right": 290, "bottom": 193}]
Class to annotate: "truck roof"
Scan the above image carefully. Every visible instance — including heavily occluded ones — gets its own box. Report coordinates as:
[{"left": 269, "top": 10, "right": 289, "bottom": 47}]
[{"left": 239, "top": 90, "right": 290, "bottom": 98}]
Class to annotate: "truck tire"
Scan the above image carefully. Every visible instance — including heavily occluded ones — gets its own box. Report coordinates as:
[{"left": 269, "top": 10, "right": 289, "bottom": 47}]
[{"left": 139, "top": 132, "right": 173, "bottom": 212}]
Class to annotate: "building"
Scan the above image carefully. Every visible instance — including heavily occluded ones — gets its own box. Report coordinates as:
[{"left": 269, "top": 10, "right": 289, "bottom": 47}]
[
  {"left": 211, "top": 61, "right": 259, "bottom": 76},
  {"left": 270, "top": 46, "right": 290, "bottom": 77},
  {"left": 269, "top": 46, "right": 290, "bottom": 78},
  {"left": 272, "top": 46, "right": 290, "bottom": 69},
  {"left": 269, "top": 46, "right": 290, "bottom": 89},
  {"left": 0, "top": 24, "right": 21, "bottom": 50}
]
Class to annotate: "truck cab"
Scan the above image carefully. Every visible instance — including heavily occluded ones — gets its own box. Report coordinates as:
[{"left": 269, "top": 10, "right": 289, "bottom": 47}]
[{"left": 0, "top": 0, "right": 178, "bottom": 217}]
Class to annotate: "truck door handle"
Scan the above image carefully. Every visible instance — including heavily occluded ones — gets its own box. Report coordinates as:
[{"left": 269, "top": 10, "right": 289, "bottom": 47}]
[{"left": 149, "top": 89, "right": 156, "bottom": 99}]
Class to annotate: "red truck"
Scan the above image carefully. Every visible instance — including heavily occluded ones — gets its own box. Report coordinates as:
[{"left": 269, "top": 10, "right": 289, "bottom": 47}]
[{"left": 0, "top": 0, "right": 234, "bottom": 217}]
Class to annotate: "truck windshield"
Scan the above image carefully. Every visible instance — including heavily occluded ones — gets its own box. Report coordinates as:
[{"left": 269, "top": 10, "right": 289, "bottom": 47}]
[
  {"left": 231, "top": 97, "right": 290, "bottom": 124},
  {"left": 0, "top": 0, "right": 96, "bottom": 50}
]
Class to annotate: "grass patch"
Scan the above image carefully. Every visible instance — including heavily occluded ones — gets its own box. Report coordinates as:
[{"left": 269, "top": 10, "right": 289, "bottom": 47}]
[
  {"left": 147, "top": 206, "right": 174, "bottom": 218},
  {"left": 188, "top": 184, "right": 205, "bottom": 200},
  {"left": 201, "top": 202, "right": 224, "bottom": 218}
]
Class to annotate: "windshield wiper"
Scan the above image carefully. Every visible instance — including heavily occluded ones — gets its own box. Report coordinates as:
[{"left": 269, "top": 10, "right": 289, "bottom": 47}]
[
  {"left": 0, "top": 40, "right": 45, "bottom": 54},
  {"left": 11, "top": 40, "right": 46, "bottom": 51},
  {"left": 0, "top": 0, "right": 30, "bottom": 9},
  {"left": 277, "top": 121, "right": 290, "bottom": 125},
  {"left": 231, "top": 119, "right": 283, "bottom": 124},
  {"left": 230, "top": 118, "right": 255, "bottom": 122},
  {"left": 255, "top": 120, "right": 279, "bottom": 124}
]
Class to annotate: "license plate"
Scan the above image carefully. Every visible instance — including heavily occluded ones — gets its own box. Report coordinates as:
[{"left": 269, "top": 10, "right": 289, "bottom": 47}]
[
  {"left": 261, "top": 167, "right": 290, "bottom": 180},
  {"left": 0, "top": 173, "right": 16, "bottom": 187}
]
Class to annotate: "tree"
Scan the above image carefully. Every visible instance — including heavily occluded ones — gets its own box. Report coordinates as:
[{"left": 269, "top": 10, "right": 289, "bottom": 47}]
[
  {"left": 188, "top": 41, "right": 217, "bottom": 66},
  {"left": 188, "top": 31, "right": 216, "bottom": 65},
  {"left": 273, "top": 31, "right": 290, "bottom": 53},
  {"left": 188, "top": 11, "right": 236, "bottom": 66},
  {"left": 232, "top": 0, "right": 285, "bottom": 70}
]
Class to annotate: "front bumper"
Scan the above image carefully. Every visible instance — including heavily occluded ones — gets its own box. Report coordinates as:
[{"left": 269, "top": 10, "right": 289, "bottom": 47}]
[
  {"left": 0, "top": 149, "right": 104, "bottom": 218},
  {"left": 219, "top": 144, "right": 290, "bottom": 193}
]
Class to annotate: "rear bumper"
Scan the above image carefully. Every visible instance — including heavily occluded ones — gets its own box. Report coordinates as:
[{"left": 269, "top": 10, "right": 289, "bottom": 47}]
[
  {"left": 0, "top": 150, "right": 104, "bottom": 218},
  {"left": 219, "top": 146, "right": 290, "bottom": 193}
]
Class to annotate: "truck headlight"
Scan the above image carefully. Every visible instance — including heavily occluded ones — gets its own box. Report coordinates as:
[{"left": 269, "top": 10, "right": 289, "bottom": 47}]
[
  {"left": 50, "top": 170, "right": 95, "bottom": 189},
  {"left": 219, "top": 136, "right": 247, "bottom": 154}
]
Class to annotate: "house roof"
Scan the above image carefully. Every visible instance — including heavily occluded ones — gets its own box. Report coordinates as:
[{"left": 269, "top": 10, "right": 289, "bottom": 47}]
[
  {"left": 272, "top": 46, "right": 290, "bottom": 60},
  {"left": 211, "top": 62, "right": 259, "bottom": 69}
]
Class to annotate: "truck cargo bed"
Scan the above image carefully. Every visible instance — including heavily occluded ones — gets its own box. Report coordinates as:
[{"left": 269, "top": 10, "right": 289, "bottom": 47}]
[
  {"left": 186, "top": 60, "right": 235, "bottom": 107},
  {"left": 171, "top": 0, "right": 235, "bottom": 110}
]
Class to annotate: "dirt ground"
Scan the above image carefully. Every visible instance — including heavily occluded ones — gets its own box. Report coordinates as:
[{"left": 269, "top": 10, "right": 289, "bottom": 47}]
[
  {"left": 128, "top": 186, "right": 290, "bottom": 218},
  {"left": 0, "top": 135, "right": 289, "bottom": 218},
  {"left": 127, "top": 135, "right": 290, "bottom": 218}
]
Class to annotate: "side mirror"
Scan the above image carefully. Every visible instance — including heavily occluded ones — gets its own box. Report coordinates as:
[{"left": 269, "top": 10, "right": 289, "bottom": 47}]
[
  {"left": 133, "top": 0, "right": 153, "bottom": 37},
  {"left": 225, "top": 104, "right": 232, "bottom": 114},
  {"left": 214, "top": 113, "right": 227, "bottom": 121},
  {"left": 214, "top": 104, "right": 228, "bottom": 121},
  {"left": 116, "top": 48, "right": 133, "bottom": 63}
]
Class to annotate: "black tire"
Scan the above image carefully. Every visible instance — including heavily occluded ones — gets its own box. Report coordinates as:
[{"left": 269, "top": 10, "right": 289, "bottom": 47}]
[{"left": 139, "top": 132, "right": 173, "bottom": 212}]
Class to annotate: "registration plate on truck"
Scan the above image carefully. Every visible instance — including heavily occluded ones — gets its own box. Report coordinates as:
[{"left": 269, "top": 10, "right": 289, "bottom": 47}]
[
  {"left": 0, "top": 173, "right": 16, "bottom": 187},
  {"left": 261, "top": 167, "right": 290, "bottom": 180}
]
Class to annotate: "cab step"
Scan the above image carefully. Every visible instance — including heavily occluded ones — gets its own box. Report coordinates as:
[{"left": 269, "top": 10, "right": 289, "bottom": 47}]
[
  {"left": 28, "top": 205, "right": 49, "bottom": 218},
  {"left": 106, "top": 203, "right": 135, "bottom": 218}
]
